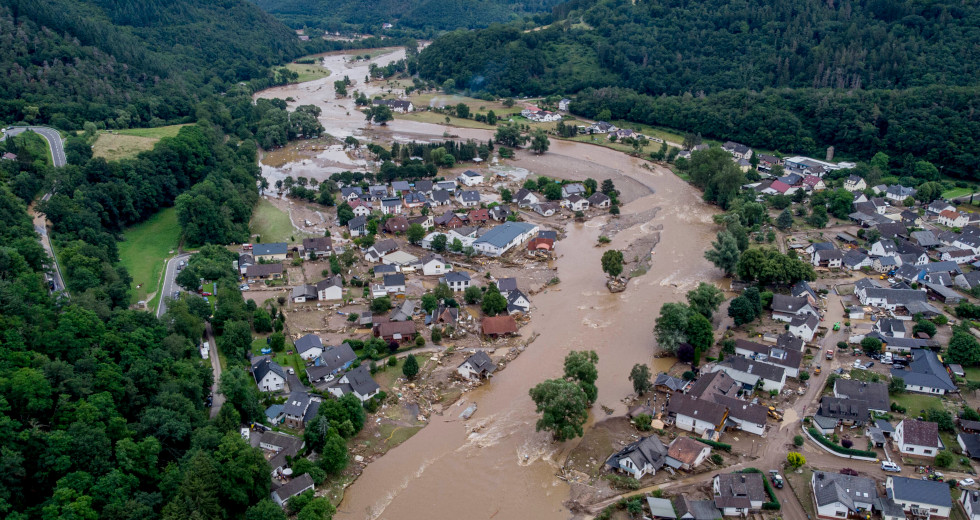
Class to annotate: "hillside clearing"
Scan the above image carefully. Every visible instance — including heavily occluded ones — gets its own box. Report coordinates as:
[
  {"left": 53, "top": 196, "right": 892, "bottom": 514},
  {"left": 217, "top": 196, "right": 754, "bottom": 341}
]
[{"left": 119, "top": 207, "right": 180, "bottom": 307}]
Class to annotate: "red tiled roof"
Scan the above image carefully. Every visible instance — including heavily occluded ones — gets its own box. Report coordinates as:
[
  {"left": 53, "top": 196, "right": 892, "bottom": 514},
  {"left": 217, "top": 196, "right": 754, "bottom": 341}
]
[{"left": 482, "top": 315, "right": 518, "bottom": 336}]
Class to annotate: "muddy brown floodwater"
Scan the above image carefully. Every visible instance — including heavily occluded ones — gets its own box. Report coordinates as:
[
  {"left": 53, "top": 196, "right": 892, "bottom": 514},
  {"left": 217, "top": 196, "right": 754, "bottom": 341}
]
[{"left": 255, "top": 48, "right": 723, "bottom": 520}]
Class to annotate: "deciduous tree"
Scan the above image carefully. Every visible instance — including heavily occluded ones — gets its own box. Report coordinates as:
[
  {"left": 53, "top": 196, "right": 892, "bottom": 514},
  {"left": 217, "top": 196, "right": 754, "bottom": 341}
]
[{"left": 529, "top": 379, "right": 590, "bottom": 441}]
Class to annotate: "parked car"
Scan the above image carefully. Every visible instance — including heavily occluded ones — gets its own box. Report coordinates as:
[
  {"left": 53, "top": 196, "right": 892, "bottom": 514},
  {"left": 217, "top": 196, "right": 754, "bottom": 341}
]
[
  {"left": 881, "top": 461, "right": 901, "bottom": 472},
  {"left": 865, "top": 362, "right": 874, "bottom": 369},
  {"left": 840, "top": 468, "right": 859, "bottom": 476},
  {"left": 960, "top": 478, "right": 976, "bottom": 487}
]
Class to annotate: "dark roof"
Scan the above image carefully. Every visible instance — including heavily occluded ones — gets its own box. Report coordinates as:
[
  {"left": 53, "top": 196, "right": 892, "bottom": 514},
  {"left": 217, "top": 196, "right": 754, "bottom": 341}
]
[
  {"left": 253, "top": 242, "right": 288, "bottom": 256},
  {"left": 900, "top": 419, "right": 939, "bottom": 448},
  {"left": 273, "top": 473, "right": 314, "bottom": 502},
  {"left": 251, "top": 356, "right": 286, "bottom": 383},
  {"left": 791, "top": 280, "right": 816, "bottom": 300},
  {"left": 348, "top": 215, "right": 367, "bottom": 229},
  {"left": 675, "top": 497, "right": 722, "bottom": 520},
  {"left": 789, "top": 313, "right": 819, "bottom": 332},
  {"left": 888, "top": 476, "right": 952, "bottom": 508},
  {"left": 496, "top": 277, "right": 518, "bottom": 292},
  {"left": 812, "top": 471, "right": 878, "bottom": 510},
  {"left": 718, "top": 356, "right": 786, "bottom": 382},
  {"left": 295, "top": 334, "right": 323, "bottom": 354},
  {"left": 654, "top": 373, "right": 689, "bottom": 392},
  {"left": 890, "top": 349, "right": 956, "bottom": 391},
  {"left": 458, "top": 190, "right": 480, "bottom": 202},
  {"left": 302, "top": 236, "right": 332, "bottom": 252},
  {"left": 373, "top": 264, "right": 398, "bottom": 275},
  {"left": 375, "top": 320, "right": 416, "bottom": 338},
  {"left": 713, "top": 395, "right": 768, "bottom": 426},
  {"left": 246, "top": 263, "right": 284, "bottom": 277},
  {"left": 334, "top": 365, "right": 380, "bottom": 396},
  {"left": 687, "top": 371, "right": 739, "bottom": 399},
  {"left": 666, "top": 437, "right": 708, "bottom": 465},
  {"left": 588, "top": 192, "right": 610, "bottom": 204},
  {"left": 834, "top": 379, "right": 889, "bottom": 411},
  {"left": 281, "top": 391, "right": 311, "bottom": 418},
  {"left": 667, "top": 393, "right": 728, "bottom": 425},
  {"left": 714, "top": 473, "right": 766, "bottom": 502},
  {"left": 771, "top": 294, "right": 812, "bottom": 314},
  {"left": 383, "top": 273, "right": 406, "bottom": 287},
  {"left": 818, "top": 396, "right": 869, "bottom": 422},
  {"left": 876, "top": 222, "right": 908, "bottom": 238},
  {"left": 959, "top": 433, "right": 980, "bottom": 458},
  {"left": 444, "top": 271, "right": 470, "bottom": 283},
  {"left": 317, "top": 343, "right": 357, "bottom": 374},
  {"left": 460, "top": 351, "right": 495, "bottom": 375},
  {"left": 776, "top": 333, "right": 805, "bottom": 351},
  {"left": 734, "top": 339, "right": 802, "bottom": 371},
  {"left": 605, "top": 435, "right": 668, "bottom": 473}
]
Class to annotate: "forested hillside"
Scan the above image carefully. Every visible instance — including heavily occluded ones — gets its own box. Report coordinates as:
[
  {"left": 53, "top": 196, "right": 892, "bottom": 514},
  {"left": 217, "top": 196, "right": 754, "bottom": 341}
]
[
  {"left": 254, "top": 0, "right": 563, "bottom": 35},
  {"left": 418, "top": 0, "right": 980, "bottom": 176},
  {"left": 0, "top": 0, "right": 310, "bottom": 129}
]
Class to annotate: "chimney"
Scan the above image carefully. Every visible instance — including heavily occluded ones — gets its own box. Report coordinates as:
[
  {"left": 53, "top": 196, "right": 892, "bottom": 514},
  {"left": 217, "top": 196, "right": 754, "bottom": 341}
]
[{"left": 826, "top": 146, "right": 835, "bottom": 161}]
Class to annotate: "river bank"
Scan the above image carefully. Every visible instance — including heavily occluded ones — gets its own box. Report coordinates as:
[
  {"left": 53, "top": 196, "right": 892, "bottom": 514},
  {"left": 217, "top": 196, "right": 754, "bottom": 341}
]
[{"left": 253, "top": 47, "right": 723, "bottom": 520}]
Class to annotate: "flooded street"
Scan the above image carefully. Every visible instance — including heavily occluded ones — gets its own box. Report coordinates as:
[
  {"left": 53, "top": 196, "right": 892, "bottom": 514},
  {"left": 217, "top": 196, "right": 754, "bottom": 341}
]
[{"left": 256, "top": 49, "right": 723, "bottom": 520}]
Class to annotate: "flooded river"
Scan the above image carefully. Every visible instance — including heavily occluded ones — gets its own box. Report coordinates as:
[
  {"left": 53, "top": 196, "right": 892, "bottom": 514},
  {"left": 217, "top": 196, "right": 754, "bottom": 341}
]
[{"left": 256, "top": 49, "right": 722, "bottom": 520}]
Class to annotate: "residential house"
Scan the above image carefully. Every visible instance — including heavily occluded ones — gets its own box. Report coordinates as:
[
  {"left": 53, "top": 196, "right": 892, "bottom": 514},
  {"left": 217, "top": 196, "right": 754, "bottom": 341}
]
[
  {"left": 407, "top": 214, "right": 434, "bottom": 230},
  {"left": 605, "top": 435, "right": 668, "bottom": 479},
  {"left": 665, "top": 437, "right": 711, "bottom": 471},
  {"left": 960, "top": 490, "right": 980, "bottom": 520},
  {"left": 770, "top": 294, "right": 818, "bottom": 322},
  {"left": 763, "top": 179, "right": 792, "bottom": 195},
  {"left": 927, "top": 200, "right": 957, "bottom": 216},
  {"left": 610, "top": 128, "right": 636, "bottom": 140},
  {"left": 884, "top": 476, "right": 952, "bottom": 520},
  {"left": 382, "top": 273, "right": 406, "bottom": 295},
  {"left": 884, "top": 185, "right": 916, "bottom": 203},
  {"left": 489, "top": 205, "right": 512, "bottom": 221},
  {"left": 251, "top": 356, "right": 287, "bottom": 392},
  {"left": 466, "top": 208, "right": 490, "bottom": 224},
  {"left": 802, "top": 175, "right": 826, "bottom": 191},
  {"left": 302, "top": 237, "right": 333, "bottom": 258},
  {"left": 666, "top": 392, "right": 728, "bottom": 435},
  {"left": 374, "top": 320, "right": 416, "bottom": 343},
  {"left": 457, "top": 170, "right": 483, "bottom": 187},
  {"left": 306, "top": 343, "right": 357, "bottom": 383},
  {"left": 561, "top": 183, "right": 587, "bottom": 198},
  {"left": 347, "top": 215, "right": 368, "bottom": 237},
  {"left": 811, "top": 471, "right": 878, "bottom": 520},
  {"left": 561, "top": 194, "right": 590, "bottom": 211},
  {"left": 892, "top": 349, "right": 956, "bottom": 395},
  {"left": 711, "top": 356, "right": 786, "bottom": 392},
  {"left": 813, "top": 249, "right": 844, "bottom": 268},
  {"left": 350, "top": 199, "right": 372, "bottom": 216},
  {"left": 844, "top": 175, "right": 867, "bottom": 192},
  {"left": 791, "top": 280, "right": 818, "bottom": 306},
  {"left": 958, "top": 434, "right": 980, "bottom": 460},
  {"left": 281, "top": 391, "right": 319, "bottom": 429},
  {"left": 456, "top": 190, "right": 481, "bottom": 207},
  {"left": 676, "top": 496, "right": 723, "bottom": 520},
  {"left": 295, "top": 334, "right": 324, "bottom": 361},
  {"left": 372, "top": 98, "right": 414, "bottom": 112},
  {"left": 654, "top": 373, "right": 691, "bottom": 393},
  {"left": 379, "top": 197, "right": 402, "bottom": 215},
  {"left": 874, "top": 318, "right": 907, "bottom": 338},
  {"left": 733, "top": 339, "right": 803, "bottom": 377},
  {"left": 895, "top": 419, "right": 943, "bottom": 457},
  {"left": 420, "top": 253, "right": 451, "bottom": 276},
  {"left": 713, "top": 473, "right": 766, "bottom": 516},
  {"left": 686, "top": 370, "right": 740, "bottom": 400},
  {"left": 291, "top": 284, "right": 317, "bottom": 303},
  {"left": 253, "top": 242, "right": 288, "bottom": 262},
  {"left": 588, "top": 121, "right": 617, "bottom": 133},
  {"left": 834, "top": 379, "right": 890, "bottom": 414},
  {"left": 472, "top": 222, "right": 539, "bottom": 256},
  {"left": 532, "top": 202, "right": 559, "bottom": 217},
  {"left": 428, "top": 304, "right": 458, "bottom": 327},
  {"left": 788, "top": 314, "right": 819, "bottom": 342},
  {"left": 443, "top": 271, "right": 471, "bottom": 292},
  {"left": 939, "top": 210, "right": 970, "bottom": 228},
  {"left": 389, "top": 299, "right": 417, "bottom": 322},
  {"left": 272, "top": 474, "right": 315, "bottom": 507},
  {"left": 457, "top": 351, "right": 496, "bottom": 381},
  {"left": 246, "top": 263, "right": 283, "bottom": 280},
  {"left": 326, "top": 365, "right": 380, "bottom": 402},
  {"left": 512, "top": 188, "right": 540, "bottom": 208},
  {"left": 722, "top": 141, "right": 753, "bottom": 160},
  {"left": 384, "top": 216, "right": 409, "bottom": 234},
  {"left": 942, "top": 248, "right": 976, "bottom": 264},
  {"left": 434, "top": 210, "right": 465, "bottom": 228},
  {"left": 482, "top": 315, "right": 518, "bottom": 338},
  {"left": 434, "top": 180, "right": 457, "bottom": 192},
  {"left": 340, "top": 186, "right": 364, "bottom": 203},
  {"left": 429, "top": 190, "right": 452, "bottom": 207},
  {"left": 558, "top": 98, "right": 571, "bottom": 111},
  {"left": 712, "top": 394, "right": 768, "bottom": 435},
  {"left": 365, "top": 238, "right": 398, "bottom": 262},
  {"left": 588, "top": 192, "right": 611, "bottom": 208},
  {"left": 817, "top": 396, "right": 869, "bottom": 426},
  {"left": 413, "top": 180, "right": 433, "bottom": 195},
  {"left": 843, "top": 250, "right": 872, "bottom": 270},
  {"left": 506, "top": 289, "right": 531, "bottom": 314},
  {"left": 238, "top": 254, "right": 253, "bottom": 275},
  {"left": 390, "top": 180, "right": 411, "bottom": 194},
  {"left": 316, "top": 275, "right": 344, "bottom": 301}
]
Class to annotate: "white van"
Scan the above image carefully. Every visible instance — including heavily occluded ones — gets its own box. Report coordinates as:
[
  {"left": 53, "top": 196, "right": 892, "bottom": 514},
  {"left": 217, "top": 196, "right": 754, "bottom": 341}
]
[
  {"left": 881, "top": 461, "right": 901, "bottom": 472},
  {"left": 884, "top": 352, "right": 893, "bottom": 364}
]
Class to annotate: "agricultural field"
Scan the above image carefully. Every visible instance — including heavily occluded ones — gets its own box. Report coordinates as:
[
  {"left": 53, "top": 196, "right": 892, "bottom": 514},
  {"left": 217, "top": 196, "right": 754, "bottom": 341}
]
[{"left": 92, "top": 124, "right": 188, "bottom": 160}]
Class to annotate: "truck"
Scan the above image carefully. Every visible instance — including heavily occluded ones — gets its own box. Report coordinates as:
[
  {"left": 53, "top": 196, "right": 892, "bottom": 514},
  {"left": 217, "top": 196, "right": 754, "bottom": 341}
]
[{"left": 826, "top": 349, "right": 834, "bottom": 360}]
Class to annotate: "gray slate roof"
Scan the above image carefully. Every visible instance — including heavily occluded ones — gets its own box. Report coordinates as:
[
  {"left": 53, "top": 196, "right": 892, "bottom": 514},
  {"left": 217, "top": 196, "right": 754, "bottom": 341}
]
[
  {"left": 891, "top": 349, "right": 956, "bottom": 391},
  {"left": 771, "top": 294, "right": 812, "bottom": 314},
  {"left": 383, "top": 272, "right": 406, "bottom": 287},
  {"left": 281, "top": 391, "right": 311, "bottom": 418},
  {"left": 813, "top": 471, "right": 878, "bottom": 510},
  {"left": 675, "top": 497, "right": 722, "bottom": 520},
  {"left": 253, "top": 242, "right": 288, "bottom": 256},
  {"left": 605, "top": 435, "right": 668, "bottom": 473},
  {"left": 834, "top": 379, "right": 889, "bottom": 411},
  {"left": 252, "top": 356, "right": 286, "bottom": 384},
  {"left": 888, "top": 476, "right": 952, "bottom": 508},
  {"left": 295, "top": 334, "right": 323, "bottom": 354}
]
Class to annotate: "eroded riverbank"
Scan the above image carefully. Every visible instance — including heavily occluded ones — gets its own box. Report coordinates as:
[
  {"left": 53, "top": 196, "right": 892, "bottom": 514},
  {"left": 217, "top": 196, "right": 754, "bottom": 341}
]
[{"left": 255, "top": 48, "right": 723, "bottom": 520}]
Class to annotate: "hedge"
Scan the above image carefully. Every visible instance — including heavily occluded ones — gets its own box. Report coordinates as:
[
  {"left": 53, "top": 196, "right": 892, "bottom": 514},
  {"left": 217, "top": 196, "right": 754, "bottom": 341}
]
[
  {"left": 808, "top": 428, "right": 876, "bottom": 458},
  {"left": 692, "top": 437, "right": 732, "bottom": 452},
  {"left": 738, "top": 468, "right": 780, "bottom": 510}
]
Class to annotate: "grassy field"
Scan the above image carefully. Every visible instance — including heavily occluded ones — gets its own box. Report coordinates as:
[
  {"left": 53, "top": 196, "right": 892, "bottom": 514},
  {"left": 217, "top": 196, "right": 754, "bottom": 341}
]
[
  {"left": 92, "top": 124, "right": 187, "bottom": 160},
  {"left": 943, "top": 187, "right": 974, "bottom": 199},
  {"left": 396, "top": 110, "right": 497, "bottom": 130},
  {"left": 287, "top": 60, "right": 331, "bottom": 83},
  {"left": 892, "top": 392, "right": 945, "bottom": 415},
  {"left": 250, "top": 199, "right": 303, "bottom": 243},
  {"left": 119, "top": 208, "right": 180, "bottom": 306}
]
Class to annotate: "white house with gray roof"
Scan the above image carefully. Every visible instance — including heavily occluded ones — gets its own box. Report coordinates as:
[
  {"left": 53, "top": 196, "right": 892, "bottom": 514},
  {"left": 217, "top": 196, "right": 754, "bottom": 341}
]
[
  {"left": 295, "top": 334, "right": 324, "bottom": 361},
  {"left": 605, "top": 435, "right": 668, "bottom": 479},
  {"left": 885, "top": 476, "right": 951, "bottom": 520},
  {"left": 456, "top": 190, "right": 481, "bottom": 207},
  {"left": 892, "top": 349, "right": 956, "bottom": 395},
  {"left": 770, "top": 294, "right": 818, "bottom": 322},
  {"left": 251, "top": 356, "right": 287, "bottom": 392},
  {"left": 326, "top": 365, "right": 380, "bottom": 403},
  {"left": 711, "top": 356, "right": 786, "bottom": 392},
  {"left": 811, "top": 470, "right": 877, "bottom": 520},
  {"left": 457, "top": 351, "right": 496, "bottom": 381}
]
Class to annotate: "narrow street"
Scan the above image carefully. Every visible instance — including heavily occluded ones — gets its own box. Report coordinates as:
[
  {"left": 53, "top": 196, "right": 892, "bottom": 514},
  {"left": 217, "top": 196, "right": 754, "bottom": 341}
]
[{"left": 205, "top": 322, "right": 225, "bottom": 419}]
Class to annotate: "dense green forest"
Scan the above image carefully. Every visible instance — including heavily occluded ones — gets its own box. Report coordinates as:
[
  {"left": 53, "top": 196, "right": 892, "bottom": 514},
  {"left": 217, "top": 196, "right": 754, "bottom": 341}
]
[
  {"left": 0, "top": 0, "right": 315, "bottom": 129},
  {"left": 253, "top": 0, "right": 563, "bottom": 36},
  {"left": 417, "top": 0, "right": 980, "bottom": 177}
]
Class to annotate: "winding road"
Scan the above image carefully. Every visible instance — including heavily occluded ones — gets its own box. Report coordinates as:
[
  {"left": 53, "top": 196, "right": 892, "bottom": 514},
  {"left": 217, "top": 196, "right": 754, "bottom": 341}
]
[
  {"left": 157, "top": 253, "right": 193, "bottom": 318},
  {"left": 3, "top": 126, "right": 69, "bottom": 297}
]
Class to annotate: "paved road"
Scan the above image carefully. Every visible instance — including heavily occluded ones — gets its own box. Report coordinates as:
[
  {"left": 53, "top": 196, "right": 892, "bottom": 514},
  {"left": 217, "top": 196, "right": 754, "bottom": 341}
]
[
  {"left": 157, "top": 253, "right": 192, "bottom": 318},
  {"left": 3, "top": 127, "right": 70, "bottom": 297},
  {"left": 3, "top": 126, "right": 67, "bottom": 166},
  {"left": 205, "top": 322, "right": 225, "bottom": 419}
]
